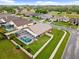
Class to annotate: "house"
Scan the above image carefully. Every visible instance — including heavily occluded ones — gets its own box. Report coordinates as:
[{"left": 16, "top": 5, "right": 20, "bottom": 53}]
[
  {"left": 0, "top": 13, "right": 33, "bottom": 31},
  {"left": 38, "top": 14, "right": 53, "bottom": 20},
  {"left": 27, "top": 23, "right": 52, "bottom": 37},
  {"left": 58, "top": 16, "right": 69, "bottom": 22},
  {"left": 30, "top": 13, "right": 40, "bottom": 17},
  {"left": 53, "top": 16, "right": 69, "bottom": 22},
  {"left": 69, "top": 18, "right": 79, "bottom": 25},
  {"left": 9, "top": 23, "right": 52, "bottom": 44},
  {"left": 24, "top": 12, "right": 35, "bottom": 17}
]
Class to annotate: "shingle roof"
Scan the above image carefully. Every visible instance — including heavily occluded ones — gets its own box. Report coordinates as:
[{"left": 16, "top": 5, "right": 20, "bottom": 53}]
[
  {"left": 0, "top": 13, "right": 31, "bottom": 26},
  {"left": 6, "top": 16, "right": 31, "bottom": 26},
  {"left": 28, "top": 23, "right": 52, "bottom": 36}
]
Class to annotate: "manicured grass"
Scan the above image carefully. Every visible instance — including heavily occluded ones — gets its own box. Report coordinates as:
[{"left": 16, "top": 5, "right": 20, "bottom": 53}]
[
  {"left": 65, "top": 14, "right": 79, "bottom": 18},
  {"left": 36, "top": 29, "right": 64, "bottom": 59},
  {"left": 24, "top": 35, "right": 50, "bottom": 55},
  {"left": 48, "top": 11, "right": 60, "bottom": 15},
  {"left": 0, "top": 40, "right": 31, "bottom": 59},
  {"left": 13, "top": 37, "right": 25, "bottom": 46},
  {"left": 53, "top": 21, "right": 71, "bottom": 27},
  {"left": 49, "top": 11, "right": 79, "bottom": 18},
  {"left": 53, "top": 21, "right": 78, "bottom": 29},
  {"left": 10, "top": 33, "right": 50, "bottom": 55},
  {"left": 53, "top": 31, "right": 70, "bottom": 59},
  {"left": 31, "top": 16, "right": 39, "bottom": 21}
]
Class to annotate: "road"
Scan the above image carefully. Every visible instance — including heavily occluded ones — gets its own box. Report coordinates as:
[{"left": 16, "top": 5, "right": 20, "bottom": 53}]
[
  {"left": 51, "top": 24, "right": 79, "bottom": 59},
  {"left": 63, "top": 29, "right": 79, "bottom": 59}
]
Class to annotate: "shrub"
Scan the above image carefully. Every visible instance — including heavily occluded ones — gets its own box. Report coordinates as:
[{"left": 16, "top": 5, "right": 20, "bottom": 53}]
[
  {"left": 26, "top": 48, "right": 32, "bottom": 53},
  {"left": 0, "top": 33, "right": 7, "bottom": 40},
  {"left": 16, "top": 45, "right": 20, "bottom": 49}
]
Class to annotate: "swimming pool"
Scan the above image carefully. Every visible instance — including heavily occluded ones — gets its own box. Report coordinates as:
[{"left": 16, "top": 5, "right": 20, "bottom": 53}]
[
  {"left": 20, "top": 36, "right": 32, "bottom": 43},
  {"left": 17, "top": 35, "right": 32, "bottom": 45},
  {"left": 15, "top": 29, "right": 35, "bottom": 44}
]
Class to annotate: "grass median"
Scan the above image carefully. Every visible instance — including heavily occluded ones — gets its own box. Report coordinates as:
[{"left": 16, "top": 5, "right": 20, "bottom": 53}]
[
  {"left": 53, "top": 31, "right": 70, "bottom": 59},
  {"left": 35, "top": 29, "right": 64, "bottom": 59}
]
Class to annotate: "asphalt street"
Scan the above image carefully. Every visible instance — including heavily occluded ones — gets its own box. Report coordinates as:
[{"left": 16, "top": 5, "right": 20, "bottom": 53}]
[{"left": 51, "top": 24, "right": 79, "bottom": 59}]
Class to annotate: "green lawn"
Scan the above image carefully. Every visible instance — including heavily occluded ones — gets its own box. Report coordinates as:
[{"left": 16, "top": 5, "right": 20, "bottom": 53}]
[
  {"left": 53, "top": 21, "right": 78, "bottom": 29},
  {"left": 48, "top": 11, "right": 60, "bottom": 16},
  {"left": 24, "top": 35, "right": 50, "bottom": 55},
  {"left": 65, "top": 14, "right": 79, "bottom": 18},
  {"left": 10, "top": 34, "right": 50, "bottom": 55},
  {"left": 36, "top": 29, "right": 64, "bottom": 59},
  {"left": 49, "top": 11, "right": 79, "bottom": 18},
  {"left": 0, "top": 40, "right": 31, "bottom": 59},
  {"left": 53, "top": 31, "right": 70, "bottom": 59},
  {"left": 31, "top": 16, "right": 39, "bottom": 21}
]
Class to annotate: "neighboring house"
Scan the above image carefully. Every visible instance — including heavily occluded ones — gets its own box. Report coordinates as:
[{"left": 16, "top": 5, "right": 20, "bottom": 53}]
[
  {"left": 30, "top": 13, "right": 40, "bottom": 17},
  {"left": 38, "top": 14, "right": 53, "bottom": 20},
  {"left": 0, "top": 13, "right": 33, "bottom": 31},
  {"left": 69, "top": 18, "right": 79, "bottom": 25},
  {"left": 24, "top": 12, "right": 36, "bottom": 17},
  {"left": 53, "top": 16, "right": 69, "bottom": 22},
  {"left": 5, "top": 16, "right": 32, "bottom": 29},
  {"left": 58, "top": 16, "right": 69, "bottom": 22}
]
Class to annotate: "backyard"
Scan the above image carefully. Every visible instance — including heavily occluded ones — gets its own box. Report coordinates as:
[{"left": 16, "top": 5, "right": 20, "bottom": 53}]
[
  {"left": 24, "top": 35, "right": 50, "bottom": 55},
  {"left": 0, "top": 40, "right": 31, "bottom": 59},
  {"left": 10, "top": 34, "right": 50, "bottom": 55}
]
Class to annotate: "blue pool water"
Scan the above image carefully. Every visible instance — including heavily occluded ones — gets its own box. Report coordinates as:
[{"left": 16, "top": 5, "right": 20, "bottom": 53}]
[
  {"left": 15, "top": 30, "right": 33, "bottom": 44},
  {"left": 20, "top": 36, "right": 32, "bottom": 43}
]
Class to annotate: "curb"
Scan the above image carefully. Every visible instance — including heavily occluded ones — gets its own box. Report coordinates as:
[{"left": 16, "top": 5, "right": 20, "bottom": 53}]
[
  {"left": 33, "top": 34, "right": 53, "bottom": 59},
  {"left": 49, "top": 31, "right": 67, "bottom": 59},
  {"left": 61, "top": 31, "right": 71, "bottom": 59}
]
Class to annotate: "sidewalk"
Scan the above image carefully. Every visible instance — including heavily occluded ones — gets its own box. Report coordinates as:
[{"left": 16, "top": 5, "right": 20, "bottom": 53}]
[
  {"left": 49, "top": 31, "right": 67, "bottom": 59},
  {"left": 33, "top": 33, "right": 53, "bottom": 59}
]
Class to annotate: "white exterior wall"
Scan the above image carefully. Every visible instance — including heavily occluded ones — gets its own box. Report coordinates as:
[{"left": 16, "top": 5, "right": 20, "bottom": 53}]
[
  {"left": 9, "top": 21, "right": 17, "bottom": 28},
  {"left": 28, "top": 23, "right": 33, "bottom": 26},
  {"left": 17, "top": 24, "right": 28, "bottom": 29}
]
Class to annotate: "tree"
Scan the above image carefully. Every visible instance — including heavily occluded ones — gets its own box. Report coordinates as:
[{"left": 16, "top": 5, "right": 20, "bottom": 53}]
[
  {"left": 35, "top": 9, "right": 48, "bottom": 14},
  {"left": 26, "top": 48, "right": 32, "bottom": 53},
  {"left": 66, "top": 10, "right": 72, "bottom": 14},
  {"left": 0, "top": 33, "right": 6, "bottom": 40}
]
